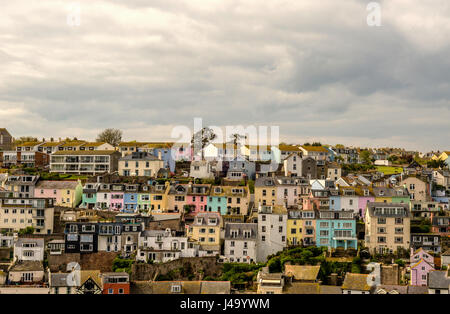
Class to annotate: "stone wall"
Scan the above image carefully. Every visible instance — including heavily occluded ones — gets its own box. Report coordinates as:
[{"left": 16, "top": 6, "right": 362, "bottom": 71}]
[{"left": 131, "top": 257, "right": 222, "bottom": 281}]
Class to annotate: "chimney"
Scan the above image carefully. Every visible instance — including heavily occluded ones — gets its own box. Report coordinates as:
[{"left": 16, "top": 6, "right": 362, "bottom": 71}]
[{"left": 158, "top": 151, "right": 162, "bottom": 160}]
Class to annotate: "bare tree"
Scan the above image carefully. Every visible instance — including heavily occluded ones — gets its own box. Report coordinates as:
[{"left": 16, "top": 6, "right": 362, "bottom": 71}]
[
  {"left": 96, "top": 128, "right": 123, "bottom": 147},
  {"left": 191, "top": 127, "right": 216, "bottom": 159}
]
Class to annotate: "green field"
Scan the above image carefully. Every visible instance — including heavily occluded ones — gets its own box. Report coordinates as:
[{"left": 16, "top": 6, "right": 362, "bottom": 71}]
[{"left": 375, "top": 166, "right": 404, "bottom": 175}]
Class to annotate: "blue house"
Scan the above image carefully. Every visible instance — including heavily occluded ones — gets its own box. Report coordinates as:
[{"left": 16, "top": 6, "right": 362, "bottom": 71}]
[
  {"left": 138, "top": 143, "right": 175, "bottom": 173},
  {"left": 207, "top": 195, "right": 228, "bottom": 215},
  {"left": 123, "top": 184, "right": 139, "bottom": 212},
  {"left": 316, "top": 210, "right": 357, "bottom": 250}
]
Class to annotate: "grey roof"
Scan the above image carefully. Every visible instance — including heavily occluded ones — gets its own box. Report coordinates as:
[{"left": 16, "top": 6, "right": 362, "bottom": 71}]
[
  {"left": 372, "top": 187, "right": 409, "bottom": 197},
  {"left": 120, "top": 152, "right": 160, "bottom": 161},
  {"left": 366, "top": 202, "right": 411, "bottom": 218},
  {"left": 224, "top": 223, "right": 257, "bottom": 240},
  {"left": 36, "top": 180, "right": 79, "bottom": 189},
  {"left": 50, "top": 273, "right": 71, "bottom": 287},
  {"left": 407, "top": 285, "right": 429, "bottom": 294},
  {"left": 15, "top": 237, "right": 45, "bottom": 248},
  {"left": 428, "top": 270, "right": 450, "bottom": 289}
]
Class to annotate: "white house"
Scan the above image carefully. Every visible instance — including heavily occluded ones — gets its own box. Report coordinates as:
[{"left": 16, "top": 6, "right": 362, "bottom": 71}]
[
  {"left": 283, "top": 153, "right": 302, "bottom": 177},
  {"left": 224, "top": 223, "right": 257, "bottom": 263},
  {"left": 189, "top": 161, "right": 215, "bottom": 179},
  {"left": 256, "top": 205, "right": 287, "bottom": 262},
  {"left": 13, "top": 238, "right": 45, "bottom": 262},
  {"left": 137, "top": 229, "right": 197, "bottom": 263}
]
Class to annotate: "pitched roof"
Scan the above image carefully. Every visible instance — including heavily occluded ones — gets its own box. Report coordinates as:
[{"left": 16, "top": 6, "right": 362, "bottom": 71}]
[
  {"left": 284, "top": 265, "right": 320, "bottom": 281},
  {"left": 342, "top": 273, "right": 372, "bottom": 291},
  {"left": 80, "top": 270, "right": 102, "bottom": 288},
  {"left": 52, "top": 150, "right": 118, "bottom": 156},
  {"left": 301, "top": 145, "right": 328, "bottom": 153},
  {"left": 35, "top": 180, "right": 79, "bottom": 190},
  {"left": 9, "top": 260, "right": 43, "bottom": 272},
  {"left": 279, "top": 144, "right": 302, "bottom": 152},
  {"left": 428, "top": 270, "right": 450, "bottom": 289},
  {"left": 79, "top": 142, "right": 109, "bottom": 147},
  {"left": 284, "top": 282, "right": 320, "bottom": 294}
]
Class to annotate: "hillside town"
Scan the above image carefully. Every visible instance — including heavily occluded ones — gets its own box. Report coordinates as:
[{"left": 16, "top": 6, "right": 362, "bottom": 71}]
[{"left": 0, "top": 127, "right": 449, "bottom": 294}]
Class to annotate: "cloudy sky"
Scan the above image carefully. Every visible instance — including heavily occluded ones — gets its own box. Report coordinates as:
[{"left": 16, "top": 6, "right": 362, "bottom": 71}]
[{"left": 1, "top": 0, "right": 449, "bottom": 152}]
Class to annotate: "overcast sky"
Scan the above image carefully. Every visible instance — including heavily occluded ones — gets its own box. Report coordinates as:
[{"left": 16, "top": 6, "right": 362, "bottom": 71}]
[{"left": 1, "top": 0, "right": 449, "bottom": 152}]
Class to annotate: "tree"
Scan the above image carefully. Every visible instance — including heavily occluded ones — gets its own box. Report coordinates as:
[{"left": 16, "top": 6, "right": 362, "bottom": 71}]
[
  {"left": 427, "top": 159, "right": 447, "bottom": 169},
  {"left": 96, "top": 128, "right": 123, "bottom": 147},
  {"left": 360, "top": 150, "right": 372, "bottom": 164},
  {"left": 191, "top": 127, "right": 216, "bottom": 159},
  {"left": 229, "top": 133, "right": 247, "bottom": 146}
]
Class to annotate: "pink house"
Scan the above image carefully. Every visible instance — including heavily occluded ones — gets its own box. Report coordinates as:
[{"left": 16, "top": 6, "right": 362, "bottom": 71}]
[
  {"left": 410, "top": 248, "right": 435, "bottom": 286},
  {"left": 110, "top": 192, "right": 124, "bottom": 211},
  {"left": 358, "top": 196, "right": 375, "bottom": 220},
  {"left": 186, "top": 184, "right": 211, "bottom": 213}
]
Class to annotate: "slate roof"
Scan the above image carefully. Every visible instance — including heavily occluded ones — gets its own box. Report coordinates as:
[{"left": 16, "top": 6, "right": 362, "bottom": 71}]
[
  {"left": 142, "top": 281, "right": 231, "bottom": 294},
  {"left": 15, "top": 237, "right": 44, "bottom": 248},
  {"left": 35, "top": 180, "right": 79, "bottom": 190},
  {"left": 428, "top": 270, "right": 450, "bottom": 289},
  {"left": 224, "top": 223, "right": 257, "bottom": 240},
  {"left": 50, "top": 273, "right": 72, "bottom": 287},
  {"left": 366, "top": 202, "right": 410, "bottom": 218}
]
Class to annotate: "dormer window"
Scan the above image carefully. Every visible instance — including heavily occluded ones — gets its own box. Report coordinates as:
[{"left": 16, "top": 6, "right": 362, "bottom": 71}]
[
  {"left": 208, "top": 218, "right": 217, "bottom": 225},
  {"left": 214, "top": 187, "right": 222, "bottom": 193},
  {"left": 171, "top": 284, "right": 181, "bottom": 293}
]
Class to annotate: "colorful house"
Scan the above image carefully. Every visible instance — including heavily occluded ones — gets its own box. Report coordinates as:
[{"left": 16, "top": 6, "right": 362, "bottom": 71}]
[
  {"left": 373, "top": 187, "right": 410, "bottom": 204},
  {"left": 186, "top": 184, "right": 211, "bottom": 214},
  {"left": 410, "top": 248, "right": 435, "bottom": 286},
  {"left": 137, "top": 184, "right": 152, "bottom": 212},
  {"left": 149, "top": 182, "right": 170, "bottom": 213},
  {"left": 81, "top": 183, "right": 100, "bottom": 209},
  {"left": 123, "top": 184, "right": 139, "bottom": 212},
  {"left": 34, "top": 180, "right": 83, "bottom": 207},
  {"left": 316, "top": 210, "right": 357, "bottom": 250},
  {"left": 287, "top": 210, "right": 316, "bottom": 247}
]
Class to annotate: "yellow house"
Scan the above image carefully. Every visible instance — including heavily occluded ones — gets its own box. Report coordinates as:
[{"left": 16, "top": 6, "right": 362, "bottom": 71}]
[
  {"left": 149, "top": 181, "right": 170, "bottom": 213},
  {"left": 187, "top": 212, "right": 221, "bottom": 246},
  {"left": 287, "top": 210, "right": 317, "bottom": 247},
  {"left": 255, "top": 177, "right": 277, "bottom": 206},
  {"left": 287, "top": 214, "right": 302, "bottom": 247}
]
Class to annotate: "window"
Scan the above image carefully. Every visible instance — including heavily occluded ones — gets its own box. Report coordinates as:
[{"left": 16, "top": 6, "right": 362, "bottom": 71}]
[{"left": 171, "top": 285, "right": 181, "bottom": 293}]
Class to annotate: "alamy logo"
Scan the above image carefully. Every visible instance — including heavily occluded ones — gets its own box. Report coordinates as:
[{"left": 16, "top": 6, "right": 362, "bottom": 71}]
[{"left": 367, "top": 2, "right": 381, "bottom": 27}]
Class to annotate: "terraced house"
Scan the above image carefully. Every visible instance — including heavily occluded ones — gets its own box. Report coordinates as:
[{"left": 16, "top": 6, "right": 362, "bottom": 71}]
[
  {"left": 207, "top": 185, "right": 250, "bottom": 216},
  {"left": 287, "top": 209, "right": 316, "bottom": 247},
  {"left": 316, "top": 210, "right": 357, "bottom": 250},
  {"left": 34, "top": 180, "right": 83, "bottom": 207}
]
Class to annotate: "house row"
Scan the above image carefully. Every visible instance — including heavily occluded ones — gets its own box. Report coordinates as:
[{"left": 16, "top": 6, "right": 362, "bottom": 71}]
[{"left": 80, "top": 180, "right": 250, "bottom": 216}]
